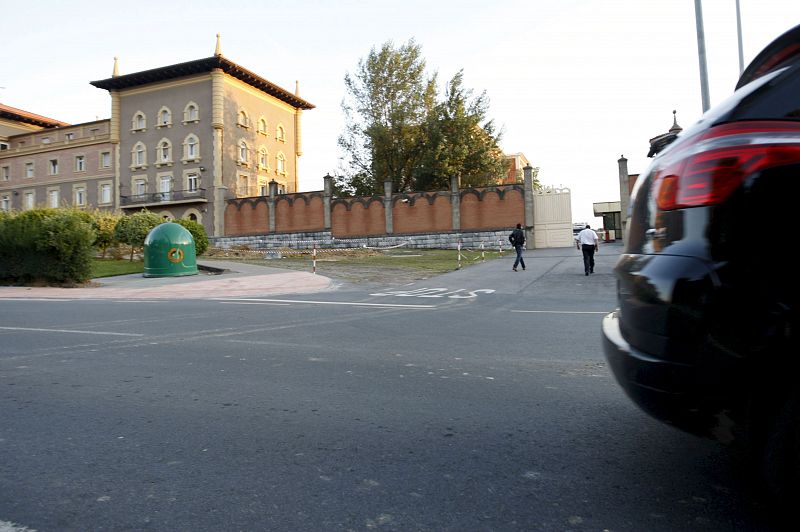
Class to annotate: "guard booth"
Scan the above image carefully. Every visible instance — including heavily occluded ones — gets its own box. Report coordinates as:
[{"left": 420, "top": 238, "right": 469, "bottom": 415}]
[
  {"left": 593, "top": 201, "right": 622, "bottom": 241},
  {"left": 143, "top": 222, "right": 198, "bottom": 277}
]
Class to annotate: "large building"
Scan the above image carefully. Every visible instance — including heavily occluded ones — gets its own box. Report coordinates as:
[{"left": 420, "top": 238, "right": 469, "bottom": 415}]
[{"left": 0, "top": 36, "right": 314, "bottom": 237}]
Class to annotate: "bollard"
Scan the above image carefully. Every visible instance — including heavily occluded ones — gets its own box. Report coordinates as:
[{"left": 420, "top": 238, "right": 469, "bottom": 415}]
[
  {"left": 312, "top": 243, "right": 317, "bottom": 274},
  {"left": 480, "top": 242, "right": 485, "bottom": 262},
  {"left": 457, "top": 240, "right": 462, "bottom": 270}
]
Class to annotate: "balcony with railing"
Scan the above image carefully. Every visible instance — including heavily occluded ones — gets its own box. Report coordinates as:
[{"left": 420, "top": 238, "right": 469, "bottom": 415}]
[{"left": 120, "top": 188, "right": 208, "bottom": 208}]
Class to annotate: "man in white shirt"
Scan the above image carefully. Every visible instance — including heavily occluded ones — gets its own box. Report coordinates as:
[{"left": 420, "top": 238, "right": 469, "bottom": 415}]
[{"left": 577, "top": 224, "right": 599, "bottom": 276}]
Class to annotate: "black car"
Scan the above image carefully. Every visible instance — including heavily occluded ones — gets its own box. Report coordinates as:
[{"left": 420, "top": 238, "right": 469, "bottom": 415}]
[{"left": 602, "top": 24, "right": 800, "bottom": 501}]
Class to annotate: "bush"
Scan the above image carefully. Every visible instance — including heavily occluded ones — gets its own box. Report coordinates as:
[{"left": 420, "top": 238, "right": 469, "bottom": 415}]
[
  {"left": 0, "top": 208, "right": 95, "bottom": 284},
  {"left": 38, "top": 211, "right": 95, "bottom": 283},
  {"left": 113, "top": 210, "right": 162, "bottom": 261},
  {"left": 173, "top": 218, "right": 209, "bottom": 255},
  {"left": 92, "top": 210, "right": 122, "bottom": 258}
]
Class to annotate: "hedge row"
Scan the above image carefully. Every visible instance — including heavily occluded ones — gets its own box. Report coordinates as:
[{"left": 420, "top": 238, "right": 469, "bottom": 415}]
[
  {"left": 0, "top": 208, "right": 208, "bottom": 285},
  {"left": 0, "top": 209, "right": 95, "bottom": 284}
]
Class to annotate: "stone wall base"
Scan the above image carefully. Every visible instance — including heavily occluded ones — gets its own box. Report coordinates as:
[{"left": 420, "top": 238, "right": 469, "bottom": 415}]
[{"left": 210, "top": 230, "right": 513, "bottom": 251}]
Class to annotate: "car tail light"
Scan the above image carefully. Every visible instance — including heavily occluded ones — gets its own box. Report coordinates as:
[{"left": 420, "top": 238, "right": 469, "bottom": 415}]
[{"left": 653, "top": 122, "right": 800, "bottom": 211}]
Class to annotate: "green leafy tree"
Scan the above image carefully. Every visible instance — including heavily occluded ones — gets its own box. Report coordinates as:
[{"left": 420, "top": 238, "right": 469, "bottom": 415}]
[
  {"left": 113, "top": 210, "right": 162, "bottom": 261},
  {"left": 93, "top": 210, "right": 122, "bottom": 258},
  {"left": 174, "top": 218, "right": 209, "bottom": 255},
  {"left": 416, "top": 70, "right": 507, "bottom": 190},
  {"left": 338, "top": 39, "right": 437, "bottom": 195},
  {"left": 339, "top": 43, "right": 512, "bottom": 194}
]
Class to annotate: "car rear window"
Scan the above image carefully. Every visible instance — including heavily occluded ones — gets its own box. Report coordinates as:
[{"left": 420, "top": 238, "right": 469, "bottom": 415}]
[{"left": 726, "top": 67, "right": 800, "bottom": 122}]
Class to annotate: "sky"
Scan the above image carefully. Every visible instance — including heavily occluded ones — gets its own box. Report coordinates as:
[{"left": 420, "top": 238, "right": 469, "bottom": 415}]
[{"left": 2, "top": 0, "right": 799, "bottom": 226}]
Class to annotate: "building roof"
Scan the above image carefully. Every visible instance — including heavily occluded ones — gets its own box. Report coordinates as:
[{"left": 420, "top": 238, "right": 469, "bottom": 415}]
[
  {"left": 0, "top": 103, "right": 70, "bottom": 128},
  {"left": 647, "top": 111, "right": 683, "bottom": 157},
  {"left": 90, "top": 56, "right": 315, "bottom": 110}
]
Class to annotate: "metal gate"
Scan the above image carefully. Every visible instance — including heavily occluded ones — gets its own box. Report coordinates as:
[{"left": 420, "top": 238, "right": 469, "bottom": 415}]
[{"left": 533, "top": 186, "right": 573, "bottom": 248}]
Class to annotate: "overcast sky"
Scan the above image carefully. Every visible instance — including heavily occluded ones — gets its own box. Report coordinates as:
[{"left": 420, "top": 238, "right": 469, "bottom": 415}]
[{"left": 2, "top": 0, "right": 799, "bottom": 225}]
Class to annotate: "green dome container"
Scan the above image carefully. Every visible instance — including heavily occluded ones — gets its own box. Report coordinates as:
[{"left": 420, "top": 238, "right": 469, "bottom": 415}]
[{"left": 143, "top": 222, "right": 198, "bottom": 277}]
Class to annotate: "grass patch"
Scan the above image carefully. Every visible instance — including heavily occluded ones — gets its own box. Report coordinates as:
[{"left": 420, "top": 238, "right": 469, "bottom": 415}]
[
  {"left": 203, "top": 248, "right": 504, "bottom": 285},
  {"left": 91, "top": 258, "right": 144, "bottom": 278},
  {"left": 304, "top": 249, "right": 502, "bottom": 274}
]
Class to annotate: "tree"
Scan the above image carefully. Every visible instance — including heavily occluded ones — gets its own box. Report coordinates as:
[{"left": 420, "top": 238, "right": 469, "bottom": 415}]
[
  {"left": 339, "top": 43, "right": 510, "bottom": 194},
  {"left": 113, "top": 210, "right": 162, "bottom": 261},
  {"left": 338, "top": 39, "right": 437, "bottom": 195},
  {"left": 92, "top": 210, "right": 122, "bottom": 258},
  {"left": 415, "top": 71, "right": 507, "bottom": 190}
]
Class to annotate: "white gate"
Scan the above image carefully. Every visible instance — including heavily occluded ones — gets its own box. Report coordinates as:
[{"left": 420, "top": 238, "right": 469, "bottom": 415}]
[{"left": 533, "top": 186, "right": 573, "bottom": 248}]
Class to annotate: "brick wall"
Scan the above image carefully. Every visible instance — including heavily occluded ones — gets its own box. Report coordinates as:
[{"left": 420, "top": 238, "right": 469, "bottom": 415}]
[
  {"left": 332, "top": 197, "right": 385, "bottom": 237},
  {"left": 392, "top": 192, "right": 452, "bottom": 234},
  {"left": 275, "top": 193, "right": 325, "bottom": 232},
  {"left": 223, "top": 182, "right": 529, "bottom": 243},
  {"left": 224, "top": 197, "right": 269, "bottom": 236},
  {"left": 461, "top": 186, "right": 524, "bottom": 230}
]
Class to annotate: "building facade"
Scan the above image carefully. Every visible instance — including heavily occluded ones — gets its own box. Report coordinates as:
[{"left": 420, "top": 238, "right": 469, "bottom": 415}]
[
  {"left": 0, "top": 37, "right": 314, "bottom": 238},
  {"left": 502, "top": 152, "right": 531, "bottom": 184},
  {"left": 0, "top": 105, "right": 115, "bottom": 214}
]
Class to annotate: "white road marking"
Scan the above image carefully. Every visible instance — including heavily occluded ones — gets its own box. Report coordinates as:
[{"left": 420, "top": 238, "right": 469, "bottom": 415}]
[
  {"left": 510, "top": 310, "right": 607, "bottom": 314},
  {"left": 370, "top": 287, "right": 495, "bottom": 298},
  {"left": 0, "top": 326, "right": 143, "bottom": 336},
  {"left": 219, "top": 302, "right": 291, "bottom": 306},
  {"left": 0, "top": 298, "right": 76, "bottom": 302},
  {"left": 0, "top": 520, "right": 37, "bottom": 532},
  {"left": 215, "top": 298, "right": 434, "bottom": 309}
]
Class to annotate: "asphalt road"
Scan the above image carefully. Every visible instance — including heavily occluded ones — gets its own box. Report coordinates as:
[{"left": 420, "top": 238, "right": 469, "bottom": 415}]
[{"left": 0, "top": 244, "right": 778, "bottom": 531}]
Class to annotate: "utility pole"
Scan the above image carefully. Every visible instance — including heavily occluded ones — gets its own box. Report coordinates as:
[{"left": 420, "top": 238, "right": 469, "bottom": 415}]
[{"left": 694, "top": 0, "right": 711, "bottom": 112}]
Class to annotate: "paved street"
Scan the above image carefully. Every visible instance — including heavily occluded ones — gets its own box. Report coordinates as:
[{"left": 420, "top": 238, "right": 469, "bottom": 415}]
[{"left": 0, "top": 244, "right": 776, "bottom": 531}]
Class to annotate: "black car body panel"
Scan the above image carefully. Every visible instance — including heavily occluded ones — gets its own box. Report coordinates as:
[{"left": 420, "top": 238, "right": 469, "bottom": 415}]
[{"left": 603, "top": 24, "right": 800, "bottom": 443}]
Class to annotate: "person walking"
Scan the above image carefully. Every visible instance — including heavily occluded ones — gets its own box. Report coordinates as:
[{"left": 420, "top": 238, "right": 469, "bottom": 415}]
[
  {"left": 509, "top": 223, "right": 526, "bottom": 272},
  {"left": 577, "top": 224, "right": 599, "bottom": 276}
]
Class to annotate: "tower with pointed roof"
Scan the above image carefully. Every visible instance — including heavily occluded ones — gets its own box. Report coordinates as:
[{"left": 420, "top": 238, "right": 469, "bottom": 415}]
[{"left": 647, "top": 110, "right": 683, "bottom": 157}]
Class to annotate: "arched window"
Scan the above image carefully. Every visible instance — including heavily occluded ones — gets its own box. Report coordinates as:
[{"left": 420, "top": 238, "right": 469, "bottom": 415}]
[
  {"left": 276, "top": 152, "right": 286, "bottom": 174},
  {"left": 183, "top": 102, "right": 199, "bottom": 122},
  {"left": 183, "top": 134, "right": 199, "bottom": 160},
  {"left": 132, "top": 112, "right": 146, "bottom": 131},
  {"left": 132, "top": 142, "right": 147, "bottom": 167},
  {"left": 276, "top": 124, "right": 286, "bottom": 142},
  {"left": 238, "top": 110, "right": 250, "bottom": 128},
  {"left": 158, "top": 107, "right": 172, "bottom": 127},
  {"left": 258, "top": 147, "right": 268, "bottom": 169},
  {"left": 157, "top": 139, "right": 172, "bottom": 163},
  {"left": 258, "top": 117, "right": 267, "bottom": 135},
  {"left": 239, "top": 140, "right": 249, "bottom": 163}
]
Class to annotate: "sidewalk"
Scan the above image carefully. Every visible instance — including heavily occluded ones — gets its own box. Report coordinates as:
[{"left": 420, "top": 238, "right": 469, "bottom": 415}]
[{"left": 0, "top": 260, "right": 333, "bottom": 300}]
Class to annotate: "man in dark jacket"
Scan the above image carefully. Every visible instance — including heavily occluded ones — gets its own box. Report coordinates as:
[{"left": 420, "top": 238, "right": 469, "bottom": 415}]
[{"left": 509, "top": 223, "right": 526, "bottom": 272}]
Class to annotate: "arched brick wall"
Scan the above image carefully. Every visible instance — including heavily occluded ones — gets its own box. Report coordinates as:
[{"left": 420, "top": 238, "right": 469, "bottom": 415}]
[
  {"left": 393, "top": 193, "right": 452, "bottom": 234},
  {"left": 224, "top": 199, "right": 269, "bottom": 236},
  {"left": 332, "top": 199, "right": 385, "bottom": 237},
  {"left": 224, "top": 183, "right": 533, "bottom": 240},
  {"left": 275, "top": 194, "right": 325, "bottom": 232},
  {"left": 460, "top": 187, "right": 524, "bottom": 230}
]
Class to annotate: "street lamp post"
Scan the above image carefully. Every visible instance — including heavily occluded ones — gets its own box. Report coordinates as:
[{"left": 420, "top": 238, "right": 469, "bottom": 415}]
[
  {"left": 736, "top": 0, "right": 745, "bottom": 75},
  {"left": 694, "top": 0, "right": 711, "bottom": 113}
]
